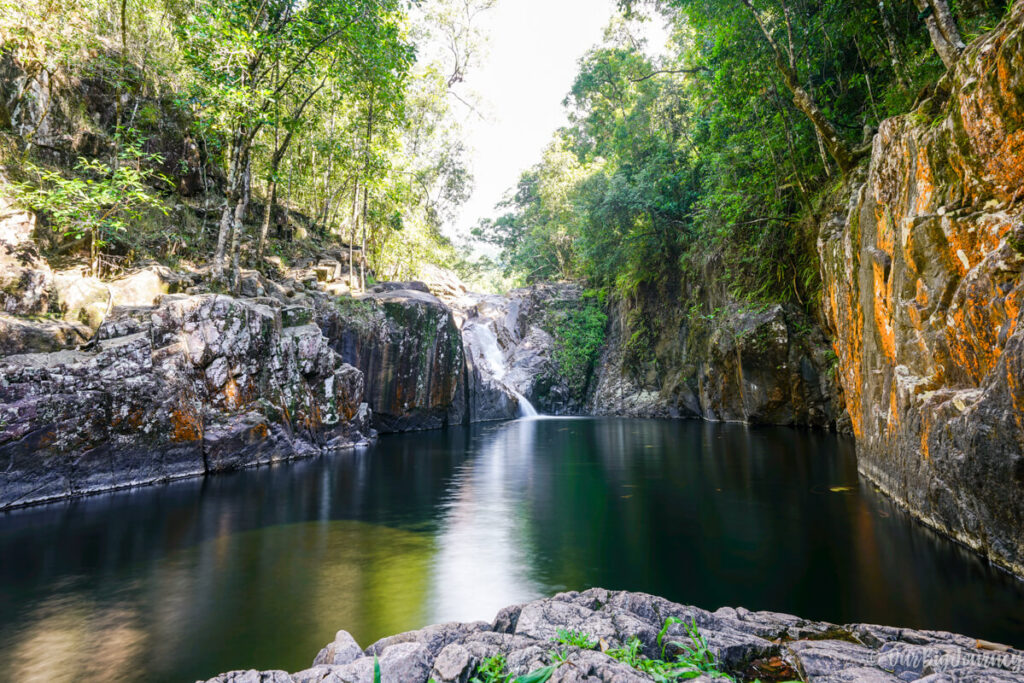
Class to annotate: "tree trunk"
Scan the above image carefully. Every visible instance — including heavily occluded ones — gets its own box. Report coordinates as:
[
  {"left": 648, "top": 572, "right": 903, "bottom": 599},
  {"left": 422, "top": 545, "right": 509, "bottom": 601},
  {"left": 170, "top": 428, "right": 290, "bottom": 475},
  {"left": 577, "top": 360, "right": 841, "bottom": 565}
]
[
  {"left": 777, "top": 55, "right": 857, "bottom": 173},
  {"left": 359, "top": 98, "right": 374, "bottom": 292},
  {"left": 914, "top": 0, "right": 965, "bottom": 69},
  {"left": 257, "top": 177, "right": 277, "bottom": 261},
  {"left": 877, "top": 1, "right": 910, "bottom": 89},
  {"left": 284, "top": 153, "right": 294, "bottom": 238},
  {"left": 360, "top": 185, "right": 368, "bottom": 291},
  {"left": 230, "top": 152, "right": 252, "bottom": 291},
  {"left": 741, "top": 0, "right": 861, "bottom": 174},
  {"left": 929, "top": 0, "right": 966, "bottom": 55},
  {"left": 213, "top": 134, "right": 244, "bottom": 281},
  {"left": 349, "top": 181, "right": 358, "bottom": 290}
]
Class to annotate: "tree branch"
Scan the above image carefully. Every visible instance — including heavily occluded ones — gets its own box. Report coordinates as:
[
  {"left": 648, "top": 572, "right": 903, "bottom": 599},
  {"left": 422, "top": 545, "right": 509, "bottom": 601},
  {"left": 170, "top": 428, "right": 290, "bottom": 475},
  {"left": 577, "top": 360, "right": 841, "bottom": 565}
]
[{"left": 628, "top": 66, "right": 711, "bottom": 82}]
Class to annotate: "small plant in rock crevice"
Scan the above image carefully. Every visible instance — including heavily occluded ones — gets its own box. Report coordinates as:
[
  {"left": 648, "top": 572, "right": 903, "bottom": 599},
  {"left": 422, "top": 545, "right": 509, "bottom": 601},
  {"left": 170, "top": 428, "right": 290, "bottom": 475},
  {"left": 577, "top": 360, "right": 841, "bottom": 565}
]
[
  {"left": 552, "top": 628, "right": 599, "bottom": 649},
  {"left": 466, "top": 618, "right": 799, "bottom": 683}
]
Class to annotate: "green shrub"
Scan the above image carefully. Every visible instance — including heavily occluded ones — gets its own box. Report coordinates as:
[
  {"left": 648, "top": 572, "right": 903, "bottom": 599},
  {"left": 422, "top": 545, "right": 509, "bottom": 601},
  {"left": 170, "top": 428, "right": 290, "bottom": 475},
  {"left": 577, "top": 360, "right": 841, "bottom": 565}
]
[
  {"left": 12, "top": 130, "right": 169, "bottom": 275},
  {"left": 552, "top": 302, "right": 607, "bottom": 399}
]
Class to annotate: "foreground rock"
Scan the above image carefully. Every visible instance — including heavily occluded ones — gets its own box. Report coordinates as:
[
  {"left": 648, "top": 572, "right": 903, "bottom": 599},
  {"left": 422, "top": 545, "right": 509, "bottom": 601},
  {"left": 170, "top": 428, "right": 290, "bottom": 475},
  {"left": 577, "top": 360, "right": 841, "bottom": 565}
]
[
  {"left": 818, "top": 3, "right": 1024, "bottom": 576},
  {"left": 200, "top": 589, "right": 1024, "bottom": 683},
  {"left": 0, "top": 294, "right": 372, "bottom": 509}
]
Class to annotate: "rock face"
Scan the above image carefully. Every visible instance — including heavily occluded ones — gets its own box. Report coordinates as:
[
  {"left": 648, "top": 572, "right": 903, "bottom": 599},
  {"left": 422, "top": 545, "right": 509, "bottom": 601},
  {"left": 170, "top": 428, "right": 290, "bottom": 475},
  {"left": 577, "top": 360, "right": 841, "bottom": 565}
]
[
  {"left": 0, "top": 294, "right": 371, "bottom": 509},
  {"left": 318, "top": 289, "right": 466, "bottom": 433},
  {"left": 588, "top": 295, "right": 845, "bottom": 430},
  {"left": 818, "top": 4, "right": 1024, "bottom": 577},
  {"left": 200, "top": 589, "right": 1024, "bottom": 683}
]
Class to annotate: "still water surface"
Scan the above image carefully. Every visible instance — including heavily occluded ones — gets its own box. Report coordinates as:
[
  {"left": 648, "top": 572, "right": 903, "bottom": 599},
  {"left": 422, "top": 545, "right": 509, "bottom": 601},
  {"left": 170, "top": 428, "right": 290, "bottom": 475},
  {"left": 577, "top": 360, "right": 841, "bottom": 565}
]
[{"left": 1, "top": 418, "right": 1023, "bottom": 682}]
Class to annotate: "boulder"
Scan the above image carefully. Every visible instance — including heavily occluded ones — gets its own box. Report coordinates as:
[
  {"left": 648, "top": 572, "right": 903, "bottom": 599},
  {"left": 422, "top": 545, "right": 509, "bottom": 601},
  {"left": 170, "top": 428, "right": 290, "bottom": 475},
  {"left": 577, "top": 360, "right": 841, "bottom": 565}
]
[
  {"left": 419, "top": 263, "right": 468, "bottom": 303},
  {"left": 0, "top": 200, "right": 51, "bottom": 316},
  {"left": 50, "top": 264, "right": 190, "bottom": 332},
  {"left": 0, "top": 313, "right": 90, "bottom": 355},
  {"left": 51, "top": 269, "right": 109, "bottom": 329}
]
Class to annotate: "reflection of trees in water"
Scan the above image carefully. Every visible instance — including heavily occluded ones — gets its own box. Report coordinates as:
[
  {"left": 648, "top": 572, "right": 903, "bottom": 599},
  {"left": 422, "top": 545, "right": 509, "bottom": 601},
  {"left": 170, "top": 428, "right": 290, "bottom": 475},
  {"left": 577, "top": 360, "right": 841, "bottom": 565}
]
[
  {"left": 5, "top": 418, "right": 1024, "bottom": 681},
  {"left": 3, "top": 520, "right": 436, "bottom": 682}
]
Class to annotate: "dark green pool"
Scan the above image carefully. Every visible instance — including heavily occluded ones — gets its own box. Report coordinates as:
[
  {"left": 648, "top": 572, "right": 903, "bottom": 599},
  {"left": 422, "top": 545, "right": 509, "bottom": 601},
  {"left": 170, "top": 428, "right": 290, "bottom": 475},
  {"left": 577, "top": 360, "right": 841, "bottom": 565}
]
[{"left": 1, "top": 418, "right": 1022, "bottom": 681}]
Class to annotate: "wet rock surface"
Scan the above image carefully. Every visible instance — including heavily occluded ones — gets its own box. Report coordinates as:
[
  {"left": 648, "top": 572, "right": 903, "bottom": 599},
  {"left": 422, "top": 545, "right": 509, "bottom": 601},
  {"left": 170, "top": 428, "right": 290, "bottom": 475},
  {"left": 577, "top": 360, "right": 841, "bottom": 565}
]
[
  {"left": 0, "top": 293, "right": 372, "bottom": 509},
  {"left": 199, "top": 589, "right": 1024, "bottom": 683},
  {"left": 818, "top": 3, "right": 1024, "bottom": 576}
]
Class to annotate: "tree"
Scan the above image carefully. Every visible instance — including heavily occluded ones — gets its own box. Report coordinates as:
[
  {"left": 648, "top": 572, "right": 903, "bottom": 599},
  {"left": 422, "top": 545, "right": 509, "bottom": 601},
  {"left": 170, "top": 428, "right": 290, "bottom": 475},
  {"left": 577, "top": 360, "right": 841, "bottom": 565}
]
[
  {"left": 737, "top": 0, "right": 866, "bottom": 174},
  {"left": 913, "top": 0, "right": 966, "bottom": 69},
  {"left": 177, "top": 0, "right": 412, "bottom": 286}
]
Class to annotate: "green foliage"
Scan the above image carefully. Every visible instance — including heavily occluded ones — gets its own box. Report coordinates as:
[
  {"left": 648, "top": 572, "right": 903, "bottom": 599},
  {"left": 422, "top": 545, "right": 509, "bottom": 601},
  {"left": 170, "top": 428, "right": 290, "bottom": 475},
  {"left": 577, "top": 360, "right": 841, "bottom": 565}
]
[
  {"left": 470, "top": 653, "right": 558, "bottom": 683},
  {"left": 12, "top": 130, "right": 170, "bottom": 273},
  {"left": 474, "top": 0, "right": 1005, "bottom": 312},
  {"left": 470, "top": 654, "right": 510, "bottom": 683},
  {"left": 552, "top": 628, "right": 599, "bottom": 649},
  {"left": 606, "top": 621, "right": 733, "bottom": 681},
  {"left": 551, "top": 301, "right": 608, "bottom": 399},
  {"left": 373, "top": 656, "right": 381, "bottom": 683},
  {"left": 468, "top": 620, "right": 801, "bottom": 683}
]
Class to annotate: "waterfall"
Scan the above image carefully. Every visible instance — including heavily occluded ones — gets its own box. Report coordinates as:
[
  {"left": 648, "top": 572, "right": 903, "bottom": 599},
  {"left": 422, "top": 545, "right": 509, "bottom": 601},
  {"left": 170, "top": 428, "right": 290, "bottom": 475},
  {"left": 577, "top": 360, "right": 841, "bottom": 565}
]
[
  {"left": 511, "top": 389, "right": 538, "bottom": 417},
  {"left": 466, "top": 320, "right": 539, "bottom": 418}
]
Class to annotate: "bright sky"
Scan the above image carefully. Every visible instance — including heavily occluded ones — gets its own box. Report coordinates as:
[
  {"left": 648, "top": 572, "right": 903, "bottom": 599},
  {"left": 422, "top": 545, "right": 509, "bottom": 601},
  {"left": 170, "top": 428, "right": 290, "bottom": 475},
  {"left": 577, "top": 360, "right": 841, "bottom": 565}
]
[{"left": 448, "top": 0, "right": 621, "bottom": 242}]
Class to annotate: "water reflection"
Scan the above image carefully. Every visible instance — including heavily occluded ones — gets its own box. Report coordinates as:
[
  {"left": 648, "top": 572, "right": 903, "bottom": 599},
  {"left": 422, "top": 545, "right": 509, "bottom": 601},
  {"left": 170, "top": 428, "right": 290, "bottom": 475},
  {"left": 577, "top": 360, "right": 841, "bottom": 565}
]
[
  {"left": 0, "top": 419, "right": 1022, "bottom": 682},
  {"left": 429, "top": 419, "right": 544, "bottom": 623}
]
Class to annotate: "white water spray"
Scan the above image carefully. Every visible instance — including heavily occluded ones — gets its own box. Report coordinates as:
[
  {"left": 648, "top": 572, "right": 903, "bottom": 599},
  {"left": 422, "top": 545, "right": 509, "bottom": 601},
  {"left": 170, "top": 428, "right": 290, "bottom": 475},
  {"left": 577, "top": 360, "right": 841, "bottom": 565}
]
[{"left": 466, "top": 321, "right": 539, "bottom": 417}]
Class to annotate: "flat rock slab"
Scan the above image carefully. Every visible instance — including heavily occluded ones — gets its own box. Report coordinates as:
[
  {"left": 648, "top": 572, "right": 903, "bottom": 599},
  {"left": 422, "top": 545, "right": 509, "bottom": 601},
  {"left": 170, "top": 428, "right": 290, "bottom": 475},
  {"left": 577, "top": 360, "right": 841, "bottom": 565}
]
[{"left": 198, "top": 589, "right": 1024, "bottom": 683}]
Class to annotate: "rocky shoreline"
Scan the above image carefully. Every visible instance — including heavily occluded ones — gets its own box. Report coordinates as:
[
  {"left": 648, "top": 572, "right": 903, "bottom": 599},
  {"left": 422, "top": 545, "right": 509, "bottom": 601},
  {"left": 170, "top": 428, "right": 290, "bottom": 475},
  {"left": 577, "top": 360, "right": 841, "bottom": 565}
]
[{"left": 200, "top": 589, "right": 1024, "bottom": 683}]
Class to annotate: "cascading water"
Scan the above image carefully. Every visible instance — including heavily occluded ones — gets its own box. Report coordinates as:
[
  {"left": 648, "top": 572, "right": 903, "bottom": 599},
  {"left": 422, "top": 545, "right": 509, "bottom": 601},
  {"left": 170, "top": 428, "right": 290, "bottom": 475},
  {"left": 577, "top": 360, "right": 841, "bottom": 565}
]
[
  {"left": 511, "top": 389, "right": 538, "bottom": 417},
  {"left": 465, "top": 320, "right": 539, "bottom": 418}
]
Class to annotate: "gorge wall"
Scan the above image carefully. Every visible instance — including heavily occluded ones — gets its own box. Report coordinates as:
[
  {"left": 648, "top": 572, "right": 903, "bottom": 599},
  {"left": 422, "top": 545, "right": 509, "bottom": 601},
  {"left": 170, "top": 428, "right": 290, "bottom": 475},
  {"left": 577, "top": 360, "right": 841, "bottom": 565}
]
[
  {"left": 587, "top": 293, "right": 845, "bottom": 430},
  {"left": 818, "top": 2, "right": 1024, "bottom": 578}
]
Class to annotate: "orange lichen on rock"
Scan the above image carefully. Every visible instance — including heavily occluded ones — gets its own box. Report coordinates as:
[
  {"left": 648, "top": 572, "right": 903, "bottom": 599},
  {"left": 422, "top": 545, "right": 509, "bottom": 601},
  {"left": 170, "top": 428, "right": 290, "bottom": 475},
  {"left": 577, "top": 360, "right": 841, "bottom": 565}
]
[
  {"left": 919, "top": 414, "right": 932, "bottom": 460},
  {"left": 958, "top": 63, "right": 1024, "bottom": 201},
  {"left": 913, "top": 148, "right": 935, "bottom": 217},
  {"left": 249, "top": 422, "right": 269, "bottom": 441},
  {"left": 111, "top": 407, "right": 146, "bottom": 430},
  {"left": 826, "top": 270, "right": 865, "bottom": 439},
  {"left": 944, "top": 270, "right": 1020, "bottom": 383},
  {"left": 170, "top": 407, "right": 202, "bottom": 443},
  {"left": 222, "top": 377, "right": 240, "bottom": 411},
  {"left": 872, "top": 260, "right": 897, "bottom": 364},
  {"left": 887, "top": 383, "right": 900, "bottom": 435}
]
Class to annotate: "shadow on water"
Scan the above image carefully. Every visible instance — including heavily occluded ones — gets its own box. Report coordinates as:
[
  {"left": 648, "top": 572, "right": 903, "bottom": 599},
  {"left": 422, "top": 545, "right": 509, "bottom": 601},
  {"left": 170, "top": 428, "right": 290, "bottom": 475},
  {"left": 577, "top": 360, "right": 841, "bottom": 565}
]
[{"left": 0, "top": 418, "right": 1022, "bottom": 681}]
